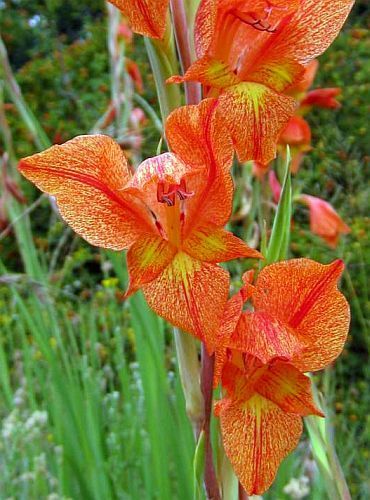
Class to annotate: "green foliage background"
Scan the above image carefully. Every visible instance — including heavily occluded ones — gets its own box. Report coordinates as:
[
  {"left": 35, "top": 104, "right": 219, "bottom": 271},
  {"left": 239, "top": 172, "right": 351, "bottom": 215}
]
[{"left": 0, "top": 1, "right": 369, "bottom": 499}]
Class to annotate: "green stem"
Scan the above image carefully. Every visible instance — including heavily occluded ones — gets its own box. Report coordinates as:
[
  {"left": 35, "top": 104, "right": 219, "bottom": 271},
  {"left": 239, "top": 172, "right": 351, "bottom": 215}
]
[
  {"left": 144, "top": 35, "right": 181, "bottom": 124},
  {"left": 174, "top": 328, "right": 204, "bottom": 435},
  {"left": 305, "top": 378, "right": 351, "bottom": 500}
]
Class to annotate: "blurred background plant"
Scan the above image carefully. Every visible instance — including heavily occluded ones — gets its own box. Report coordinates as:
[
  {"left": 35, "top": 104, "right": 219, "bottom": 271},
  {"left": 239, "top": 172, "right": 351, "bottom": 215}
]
[{"left": 0, "top": 0, "right": 369, "bottom": 499}]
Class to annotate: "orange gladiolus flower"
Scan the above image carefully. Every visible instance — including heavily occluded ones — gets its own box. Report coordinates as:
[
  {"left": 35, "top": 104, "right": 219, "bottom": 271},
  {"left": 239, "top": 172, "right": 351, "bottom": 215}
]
[
  {"left": 214, "top": 258, "right": 350, "bottom": 494},
  {"left": 216, "top": 258, "right": 349, "bottom": 375},
  {"left": 300, "top": 194, "right": 351, "bottom": 247},
  {"left": 108, "top": 0, "right": 169, "bottom": 39},
  {"left": 215, "top": 356, "right": 323, "bottom": 495},
  {"left": 18, "top": 100, "right": 260, "bottom": 346},
  {"left": 169, "top": 0, "right": 353, "bottom": 164}
]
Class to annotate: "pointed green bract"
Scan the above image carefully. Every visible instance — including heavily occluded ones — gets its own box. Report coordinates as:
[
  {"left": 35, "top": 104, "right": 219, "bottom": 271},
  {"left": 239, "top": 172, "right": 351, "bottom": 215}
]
[{"left": 266, "top": 147, "right": 292, "bottom": 264}]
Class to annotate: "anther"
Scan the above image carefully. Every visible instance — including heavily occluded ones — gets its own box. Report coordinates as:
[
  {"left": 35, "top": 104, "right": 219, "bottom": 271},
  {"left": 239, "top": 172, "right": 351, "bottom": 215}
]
[{"left": 157, "top": 179, "right": 194, "bottom": 207}]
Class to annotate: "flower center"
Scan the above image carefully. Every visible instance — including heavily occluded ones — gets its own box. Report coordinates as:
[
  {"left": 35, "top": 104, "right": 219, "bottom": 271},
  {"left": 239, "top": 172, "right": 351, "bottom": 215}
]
[
  {"left": 230, "top": 1, "right": 285, "bottom": 33},
  {"left": 156, "top": 179, "right": 193, "bottom": 246},
  {"left": 156, "top": 179, "right": 193, "bottom": 206}
]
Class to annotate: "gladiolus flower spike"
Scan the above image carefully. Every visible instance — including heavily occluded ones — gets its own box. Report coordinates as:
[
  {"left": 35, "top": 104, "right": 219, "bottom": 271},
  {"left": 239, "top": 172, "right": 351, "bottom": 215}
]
[
  {"left": 169, "top": 0, "right": 353, "bottom": 165},
  {"left": 214, "top": 258, "right": 350, "bottom": 494},
  {"left": 18, "top": 100, "right": 261, "bottom": 349}
]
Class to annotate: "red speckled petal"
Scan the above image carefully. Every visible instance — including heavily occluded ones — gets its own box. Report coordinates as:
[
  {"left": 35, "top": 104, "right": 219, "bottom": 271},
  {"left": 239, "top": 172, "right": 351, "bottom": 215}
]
[
  {"left": 183, "top": 227, "right": 262, "bottom": 264},
  {"left": 130, "top": 153, "right": 189, "bottom": 191},
  {"left": 108, "top": 0, "right": 169, "bottom": 38},
  {"left": 252, "top": 259, "right": 350, "bottom": 371},
  {"left": 269, "top": 0, "right": 354, "bottom": 64},
  {"left": 126, "top": 235, "right": 177, "bottom": 295},
  {"left": 256, "top": 361, "right": 324, "bottom": 416},
  {"left": 194, "top": 0, "right": 218, "bottom": 57},
  {"left": 230, "top": 310, "right": 304, "bottom": 364},
  {"left": 217, "top": 393, "right": 303, "bottom": 495},
  {"left": 168, "top": 55, "right": 240, "bottom": 89},
  {"left": 239, "top": 53, "right": 305, "bottom": 94},
  {"left": 165, "top": 99, "right": 234, "bottom": 231},
  {"left": 18, "top": 135, "right": 151, "bottom": 250},
  {"left": 288, "top": 59, "right": 319, "bottom": 95},
  {"left": 142, "top": 252, "right": 229, "bottom": 347},
  {"left": 219, "top": 82, "right": 296, "bottom": 164}
]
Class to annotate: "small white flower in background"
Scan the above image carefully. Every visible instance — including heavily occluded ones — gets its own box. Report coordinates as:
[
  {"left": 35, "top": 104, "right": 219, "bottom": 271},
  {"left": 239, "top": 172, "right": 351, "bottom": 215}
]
[
  {"left": 13, "top": 387, "right": 26, "bottom": 407},
  {"left": 47, "top": 494, "right": 73, "bottom": 500},
  {"left": 16, "top": 472, "right": 36, "bottom": 483},
  {"left": 34, "top": 452, "right": 47, "bottom": 472},
  {"left": 24, "top": 410, "right": 48, "bottom": 431},
  {"left": 101, "top": 260, "right": 113, "bottom": 273},
  {"left": 283, "top": 475, "right": 310, "bottom": 499},
  {"left": 2, "top": 410, "right": 21, "bottom": 440}
]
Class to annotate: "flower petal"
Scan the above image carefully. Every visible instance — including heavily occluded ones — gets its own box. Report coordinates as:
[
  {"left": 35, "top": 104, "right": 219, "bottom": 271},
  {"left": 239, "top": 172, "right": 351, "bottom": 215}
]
[
  {"left": 168, "top": 55, "right": 240, "bottom": 89},
  {"left": 214, "top": 293, "right": 246, "bottom": 386},
  {"left": 256, "top": 361, "right": 324, "bottom": 417},
  {"left": 18, "top": 135, "right": 151, "bottom": 250},
  {"left": 219, "top": 82, "right": 296, "bottom": 163},
  {"left": 183, "top": 227, "right": 262, "bottom": 263},
  {"left": 165, "top": 99, "right": 234, "bottom": 231},
  {"left": 130, "top": 152, "right": 189, "bottom": 191},
  {"left": 217, "top": 393, "right": 303, "bottom": 495},
  {"left": 239, "top": 53, "right": 305, "bottom": 94},
  {"left": 252, "top": 259, "right": 350, "bottom": 371},
  {"left": 301, "top": 195, "right": 350, "bottom": 248},
  {"left": 126, "top": 235, "right": 177, "bottom": 295},
  {"left": 108, "top": 0, "right": 169, "bottom": 39},
  {"left": 289, "top": 59, "right": 319, "bottom": 95},
  {"left": 279, "top": 116, "right": 311, "bottom": 146},
  {"left": 270, "top": 0, "right": 354, "bottom": 64},
  {"left": 302, "top": 88, "right": 342, "bottom": 109},
  {"left": 230, "top": 310, "right": 304, "bottom": 364},
  {"left": 142, "top": 252, "right": 229, "bottom": 347}
]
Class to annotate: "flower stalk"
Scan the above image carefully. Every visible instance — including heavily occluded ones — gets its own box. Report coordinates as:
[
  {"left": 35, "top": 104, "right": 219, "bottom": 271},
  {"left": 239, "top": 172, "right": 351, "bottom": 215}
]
[{"left": 173, "top": 328, "right": 204, "bottom": 435}]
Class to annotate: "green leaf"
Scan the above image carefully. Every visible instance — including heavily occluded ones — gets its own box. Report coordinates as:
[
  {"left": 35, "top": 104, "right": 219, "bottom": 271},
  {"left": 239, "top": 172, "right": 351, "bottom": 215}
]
[
  {"left": 266, "top": 148, "right": 292, "bottom": 264},
  {"left": 193, "top": 431, "right": 206, "bottom": 500}
]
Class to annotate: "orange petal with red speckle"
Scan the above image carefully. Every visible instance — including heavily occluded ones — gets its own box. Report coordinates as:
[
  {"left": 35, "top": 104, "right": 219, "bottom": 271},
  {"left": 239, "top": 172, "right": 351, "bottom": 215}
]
[
  {"left": 165, "top": 99, "right": 234, "bottom": 231},
  {"left": 256, "top": 360, "right": 324, "bottom": 417},
  {"left": 219, "top": 82, "right": 296, "bottom": 164},
  {"left": 18, "top": 135, "right": 151, "bottom": 250},
  {"left": 230, "top": 310, "right": 304, "bottom": 364},
  {"left": 168, "top": 55, "right": 240, "bottom": 89},
  {"left": 108, "top": 0, "right": 169, "bottom": 39},
  {"left": 128, "top": 152, "right": 190, "bottom": 202},
  {"left": 252, "top": 259, "right": 350, "bottom": 371},
  {"left": 217, "top": 393, "right": 303, "bottom": 495},
  {"left": 270, "top": 0, "right": 354, "bottom": 64},
  {"left": 183, "top": 227, "right": 262, "bottom": 264},
  {"left": 143, "top": 252, "right": 229, "bottom": 347},
  {"left": 126, "top": 235, "right": 176, "bottom": 296}
]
